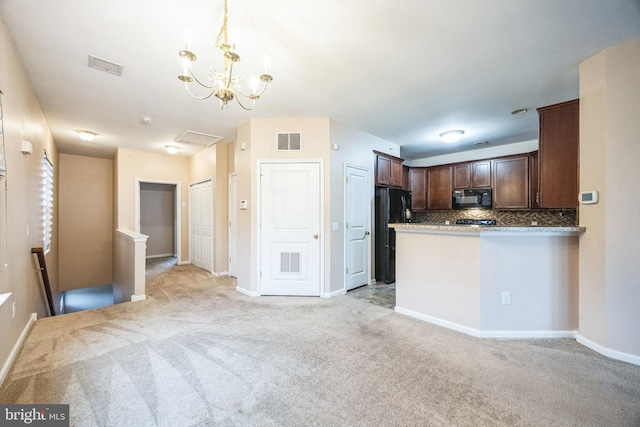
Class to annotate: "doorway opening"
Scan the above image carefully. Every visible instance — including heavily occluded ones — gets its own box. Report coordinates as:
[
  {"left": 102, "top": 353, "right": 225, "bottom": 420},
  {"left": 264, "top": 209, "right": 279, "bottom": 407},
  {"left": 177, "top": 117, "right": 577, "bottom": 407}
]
[{"left": 136, "top": 180, "right": 181, "bottom": 265}]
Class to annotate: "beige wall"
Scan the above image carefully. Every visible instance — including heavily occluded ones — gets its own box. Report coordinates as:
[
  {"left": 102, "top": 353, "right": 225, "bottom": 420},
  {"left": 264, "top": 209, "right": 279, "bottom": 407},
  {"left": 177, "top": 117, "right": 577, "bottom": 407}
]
[
  {"left": 329, "top": 120, "right": 400, "bottom": 293},
  {"left": 0, "top": 19, "right": 60, "bottom": 376},
  {"left": 189, "top": 142, "right": 229, "bottom": 274},
  {"left": 579, "top": 38, "right": 640, "bottom": 362},
  {"left": 115, "top": 148, "right": 190, "bottom": 263},
  {"left": 234, "top": 118, "right": 332, "bottom": 295},
  {"left": 58, "top": 154, "right": 113, "bottom": 291},
  {"left": 140, "top": 182, "right": 175, "bottom": 257}
]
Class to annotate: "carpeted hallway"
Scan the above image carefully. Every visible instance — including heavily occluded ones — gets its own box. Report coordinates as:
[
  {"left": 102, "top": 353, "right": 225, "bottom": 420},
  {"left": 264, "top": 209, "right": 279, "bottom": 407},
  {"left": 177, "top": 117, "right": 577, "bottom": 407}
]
[{"left": 1, "top": 261, "right": 639, "bottom": 426}]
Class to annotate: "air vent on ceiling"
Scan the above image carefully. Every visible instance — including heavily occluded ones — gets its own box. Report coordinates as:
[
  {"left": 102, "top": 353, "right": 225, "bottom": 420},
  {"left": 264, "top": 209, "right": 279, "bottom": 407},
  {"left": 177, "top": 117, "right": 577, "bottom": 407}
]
[
  {"left": 175, "top": 130, "right": 223, "bottom": 147},
  {"left": 88, "top": 55, "right": 123, "bottom": 76},
  {"left": 277, "top": 133, "right": 302, "bottom": 151}
]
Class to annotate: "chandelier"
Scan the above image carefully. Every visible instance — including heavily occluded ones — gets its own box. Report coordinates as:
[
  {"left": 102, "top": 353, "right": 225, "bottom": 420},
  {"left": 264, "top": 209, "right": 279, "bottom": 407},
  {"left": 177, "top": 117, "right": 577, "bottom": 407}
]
[{"left": 178, "top": 0, "right": 273, "bottom": 110}]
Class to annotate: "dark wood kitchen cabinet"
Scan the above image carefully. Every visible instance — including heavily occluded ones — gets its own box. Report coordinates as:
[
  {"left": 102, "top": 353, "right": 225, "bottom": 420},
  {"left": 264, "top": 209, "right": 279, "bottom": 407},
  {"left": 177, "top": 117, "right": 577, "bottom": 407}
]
[
  {"left": 402, "top": 165, "right": 410, "bottom": 190},
  {"left": 493, "top": 155, "right": 529, "bottom": 209},
  {"left": 453, "top": 161, "right": 491, "bottom": 189},
  {"left": 427, "top": 165, "right": 452, "bottom": 210},
  {"left": 537, "top": 99, "right": 579, "bottom": 208},
  {"left": 408, "top": 168, "right": 427, "bottom": 211},
  {"left": 374, "top": 151, "right": 404, "bottom": 187},
  {"left": 529, "top": 151, "right": 540, "bottom": 209}
]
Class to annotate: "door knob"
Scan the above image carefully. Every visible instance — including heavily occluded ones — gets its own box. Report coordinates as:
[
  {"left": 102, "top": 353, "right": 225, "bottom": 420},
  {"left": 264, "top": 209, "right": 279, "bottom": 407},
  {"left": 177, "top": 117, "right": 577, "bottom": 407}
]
[
  {"left": 313, "top": 234, "right": 319, "bottom": 239},
  {"left": 365, "top": 231, "right": 370, "bottom": 236}
]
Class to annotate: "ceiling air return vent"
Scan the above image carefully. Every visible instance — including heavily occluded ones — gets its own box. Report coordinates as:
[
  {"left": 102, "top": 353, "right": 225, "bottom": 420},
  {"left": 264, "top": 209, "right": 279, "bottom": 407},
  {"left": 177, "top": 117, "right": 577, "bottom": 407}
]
[
  {"left": 88, "top": 55, "right": 123, "bottom": 76},
  {"left": 277, "top": 133, "right": 301, "bottom": 151},
  {"left": 175, "top": 130, "right": 223, "bottom": 147}
]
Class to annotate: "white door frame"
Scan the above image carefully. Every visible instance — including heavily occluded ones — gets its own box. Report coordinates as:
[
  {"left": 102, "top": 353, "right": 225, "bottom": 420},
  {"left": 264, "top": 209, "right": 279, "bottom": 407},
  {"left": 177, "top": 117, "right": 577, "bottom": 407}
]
[
  {"left": 228, "top": 172, "right": 238, "bottom": 277},
  {"left": 135, "top": 179, "right": 181, "bottom": 263},
  {"left": 343, "top": 163, "right": 372, "bottom": 292},
  {"left": 256, "top": 159, "right": 325, "bottom": 297},
  {"left": 189, "top": 178, "right": 214, "bottom": 273}
]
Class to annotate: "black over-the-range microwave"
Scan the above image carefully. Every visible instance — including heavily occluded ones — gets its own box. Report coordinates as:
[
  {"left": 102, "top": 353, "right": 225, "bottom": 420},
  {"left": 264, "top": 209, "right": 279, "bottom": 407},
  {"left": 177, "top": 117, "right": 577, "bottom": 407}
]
[{"left": 452, "top": 188, "right": 492, "bottom": 210}]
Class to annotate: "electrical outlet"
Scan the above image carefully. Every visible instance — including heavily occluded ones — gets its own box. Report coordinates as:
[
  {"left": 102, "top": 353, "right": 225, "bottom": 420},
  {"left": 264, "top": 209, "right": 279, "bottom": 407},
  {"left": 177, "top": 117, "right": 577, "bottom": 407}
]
[
  {"left": 531, "top": 221, "right": 538, "bottom": 226},
  {"left": 501, "top": 292, "right": 511, "bottom": 305},
  {"left": 12, "top": 302, "right": 16, "bottom": 318}
]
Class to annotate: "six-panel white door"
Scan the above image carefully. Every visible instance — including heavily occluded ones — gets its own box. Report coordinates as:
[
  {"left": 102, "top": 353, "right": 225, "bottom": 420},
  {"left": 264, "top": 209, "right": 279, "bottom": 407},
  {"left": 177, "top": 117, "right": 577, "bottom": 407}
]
[{"left": 260, "top": 162, "right": 321, "bottom": 296}]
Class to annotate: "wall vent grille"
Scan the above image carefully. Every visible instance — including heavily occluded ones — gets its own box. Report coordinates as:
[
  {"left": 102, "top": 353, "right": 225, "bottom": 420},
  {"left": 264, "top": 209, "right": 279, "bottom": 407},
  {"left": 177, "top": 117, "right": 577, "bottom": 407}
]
[{"left": 277, "top": 133, "right": 302, "bottom": 151}]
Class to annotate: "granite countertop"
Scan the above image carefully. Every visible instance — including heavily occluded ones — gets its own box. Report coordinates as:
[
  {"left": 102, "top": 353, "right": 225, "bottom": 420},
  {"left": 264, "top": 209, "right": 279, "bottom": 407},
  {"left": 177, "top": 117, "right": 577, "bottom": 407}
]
[{"left": 389, "top": 223, "right": 585, "bottom": 234}]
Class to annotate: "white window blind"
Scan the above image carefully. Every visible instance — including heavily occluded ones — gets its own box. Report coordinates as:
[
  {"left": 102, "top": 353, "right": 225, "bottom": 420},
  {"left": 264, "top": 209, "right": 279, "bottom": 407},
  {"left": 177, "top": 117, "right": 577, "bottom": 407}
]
[{"left": 42, "top": 151, "right": 53, "bottom": 254}]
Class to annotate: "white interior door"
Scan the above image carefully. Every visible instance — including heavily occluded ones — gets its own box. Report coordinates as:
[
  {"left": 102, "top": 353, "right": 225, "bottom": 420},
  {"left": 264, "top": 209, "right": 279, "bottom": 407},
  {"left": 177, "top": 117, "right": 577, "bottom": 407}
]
[
  {"left": 228, "top": 173, "right": 239, "bottom": 277},
  {"left": 345, "top": 165, "right": 371, "bottom": 291},
  {"left": 190, "top": 180, "right": 213, "bottom": 272},
  {"left": 260, "top": 162, "right": 321, "bottom": 296}
]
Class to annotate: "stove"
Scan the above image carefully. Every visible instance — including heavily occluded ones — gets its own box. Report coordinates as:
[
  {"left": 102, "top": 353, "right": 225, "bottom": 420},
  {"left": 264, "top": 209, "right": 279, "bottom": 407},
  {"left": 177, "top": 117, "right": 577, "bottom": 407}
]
[{"left": 455, "top": 218, "right": 497, "bottom": 226}]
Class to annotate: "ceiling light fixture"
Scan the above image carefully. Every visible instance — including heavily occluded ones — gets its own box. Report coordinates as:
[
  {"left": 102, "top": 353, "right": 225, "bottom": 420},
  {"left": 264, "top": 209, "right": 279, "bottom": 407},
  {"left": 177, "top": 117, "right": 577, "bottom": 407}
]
[
  {"left": 439, "top": 130, "right": 464, "bottom": 143},
  {"left": 165, "top": 145, "right": 180, "bottom": 154},
  {"left": 511, "top": 108, "right": 528, "bottom": 115},
  {"left": 76, "top": 129, "right": 97, "bottom": 141},
  {"left": 177, "top": 0, "right": 273, "bottom": 110}
]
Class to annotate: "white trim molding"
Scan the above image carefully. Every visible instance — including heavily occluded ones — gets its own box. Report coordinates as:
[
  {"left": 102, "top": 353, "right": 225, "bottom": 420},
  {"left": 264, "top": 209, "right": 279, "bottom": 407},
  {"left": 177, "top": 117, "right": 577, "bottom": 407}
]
[
  {"left": 395, "top": 306, "right": 577, "bottom": 339},
  {"left": 212, "top": 271, "right": 229, "bottom": 277},
  {"left": 323, "top": 289, "right": 346, "bottom": 298},
  {"left": 0, "top": 313, "right": 37, "bottom": 387},
  {"left": 236, "top": 286, "right": 259, "bottom": 297},
  {"left": 131, "top": 294, "right": 147, "bottom": 302},
  {"left": 577, "top": 334, "right": 640, "bottom": 366}
]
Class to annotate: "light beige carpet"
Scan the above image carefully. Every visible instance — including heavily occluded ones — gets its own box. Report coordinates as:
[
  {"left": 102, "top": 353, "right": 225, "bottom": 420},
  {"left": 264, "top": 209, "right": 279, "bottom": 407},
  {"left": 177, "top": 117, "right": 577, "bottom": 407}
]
[{"left": 1, "top": 261, "right": 639, "bottom": 426}]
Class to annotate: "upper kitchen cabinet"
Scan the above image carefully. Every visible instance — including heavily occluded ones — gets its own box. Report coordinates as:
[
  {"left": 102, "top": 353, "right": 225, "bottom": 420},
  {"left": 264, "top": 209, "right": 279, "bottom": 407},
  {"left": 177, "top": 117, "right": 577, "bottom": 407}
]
[
  {"left": 537, "top": 100, "right": 579, "bottom": 208},
  {"left": 453, "top": 161, "right": 491, "bottom": 189},
  {"left": 374, "top": 151, "right": 404, "bottom": 187},
  {"left": 493, "top": 155, "right": 529, "bottom": 209},
  {"left": 427, "top": 165, "right": 452, "bottom": 210},
  {"left": 408, "top": 168, "right": 427, "bottom": 211}
]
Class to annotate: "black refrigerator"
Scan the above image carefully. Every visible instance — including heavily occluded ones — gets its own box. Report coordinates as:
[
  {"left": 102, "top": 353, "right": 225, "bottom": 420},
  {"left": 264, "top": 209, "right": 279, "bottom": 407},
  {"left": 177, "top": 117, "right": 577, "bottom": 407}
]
[{"left": 375, "top": 187, "right": 412, "bottom": 284}]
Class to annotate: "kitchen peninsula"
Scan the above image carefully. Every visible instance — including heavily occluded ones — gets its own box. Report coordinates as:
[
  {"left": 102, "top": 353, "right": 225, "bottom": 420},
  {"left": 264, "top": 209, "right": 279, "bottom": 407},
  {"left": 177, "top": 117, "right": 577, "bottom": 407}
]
[{"left": 391, "top": 223, "right": 585, "bottom": 338}]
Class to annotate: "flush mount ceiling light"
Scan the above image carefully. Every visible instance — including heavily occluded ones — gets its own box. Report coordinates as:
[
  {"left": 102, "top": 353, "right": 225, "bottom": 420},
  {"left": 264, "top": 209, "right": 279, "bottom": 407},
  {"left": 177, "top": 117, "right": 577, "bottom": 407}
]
[
  {"left": 76, "top": 129, "right": 97, "bottom": 141},
  {"left": 511, "top": 108, "right": 528, "bottom": 115},
  {"left": 177, "top": 0, "right": 273, "bottom": 110},
  {"left": 439, "top": 130, "right": 464, "bottom": 143},
  {"left": 165, "top": 145, "right": 180, "bottom": 154}
]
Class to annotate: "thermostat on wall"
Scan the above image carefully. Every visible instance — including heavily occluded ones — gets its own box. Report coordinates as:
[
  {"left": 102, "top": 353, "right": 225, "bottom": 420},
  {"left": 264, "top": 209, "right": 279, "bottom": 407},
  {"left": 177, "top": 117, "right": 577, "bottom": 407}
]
[{"left": 579, "top": 191, "right": 599, "bottom": 204}]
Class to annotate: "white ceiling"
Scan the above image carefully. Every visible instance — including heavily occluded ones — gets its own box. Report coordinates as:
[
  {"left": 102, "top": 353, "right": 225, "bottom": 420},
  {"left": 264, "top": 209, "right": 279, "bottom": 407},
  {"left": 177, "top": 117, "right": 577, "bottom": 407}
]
[{"left": 1, "top": 0, "right": 639, "bottom": 160}]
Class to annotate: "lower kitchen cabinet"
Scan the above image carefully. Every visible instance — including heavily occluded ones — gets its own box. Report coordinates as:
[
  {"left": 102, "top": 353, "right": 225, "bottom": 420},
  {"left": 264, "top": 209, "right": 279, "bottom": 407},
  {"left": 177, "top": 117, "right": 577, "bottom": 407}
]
[{"left": 493, "top": 156, "right": 529, "bottom": 209}]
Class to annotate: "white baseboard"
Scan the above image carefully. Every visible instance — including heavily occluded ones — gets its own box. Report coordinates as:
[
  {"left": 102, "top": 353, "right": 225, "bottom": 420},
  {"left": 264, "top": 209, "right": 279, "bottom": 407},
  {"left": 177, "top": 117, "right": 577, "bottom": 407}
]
[
  {"left": 146, "top": 253, "right": 175, "bottom": 259},
  {"left": 395, "top": 306, "right": 577, "bottom": 339},
  {"left": 322, "top": 289, "right": 346, "bottom": 298},
  {"left": 177, "top": 260, "right": 191, "bottom": 266},
  {"left": 131, "top": 294, "right": 147, "bottom": 302},
  {"left": 236, "top": 286, "right": 259, "bottom": 297},
  {"left": 576, "top": 334, "right": 640, "bottom": 366},
  {"left": 370, "top": 279, "right": 377, "bottom": 285},
  {"left": 0, "top": 313, "right": 37, "bottom": 388},
  {"left": 212, "top": 271, "right": 229, "bottom": 277}
]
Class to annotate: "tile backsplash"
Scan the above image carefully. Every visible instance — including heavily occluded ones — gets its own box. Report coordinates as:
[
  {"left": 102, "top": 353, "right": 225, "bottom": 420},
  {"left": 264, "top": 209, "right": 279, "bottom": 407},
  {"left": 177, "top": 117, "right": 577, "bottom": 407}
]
[{"left": 412, "top": 209, "right": 578, "bottom": 226}]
